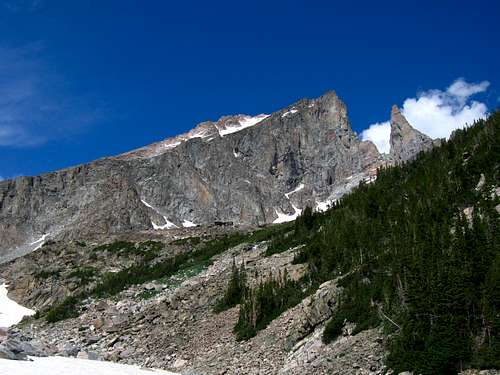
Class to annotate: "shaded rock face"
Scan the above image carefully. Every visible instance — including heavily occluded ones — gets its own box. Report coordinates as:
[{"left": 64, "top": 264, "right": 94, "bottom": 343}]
[
  {"left": 389, "top": 105, "right": 436, "bottom": 163},
  {"left": 0, "top": 92, "right": 430, "bottom": 261}
]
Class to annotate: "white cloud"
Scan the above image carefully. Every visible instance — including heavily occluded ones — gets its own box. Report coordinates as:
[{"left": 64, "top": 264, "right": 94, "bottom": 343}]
[
  {"left": 447, "top": 79, "right": 489, "bottom": 105},
  {"left": 0, "top": 44, "right": 104, "bottom": 148},
  {"left": 360, "top": 121, "right": 391, "bottom": 154},
  {"left": 361, "top": 78, "right": 490, "bottom": 153}
]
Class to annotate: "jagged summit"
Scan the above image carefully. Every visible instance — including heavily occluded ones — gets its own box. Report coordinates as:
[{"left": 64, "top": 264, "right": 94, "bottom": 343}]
[
  {"left": 120, "top": 90, "right": 348, "bottom": 160},
  {"left": 118, "top": 114, "right": 270, "bottom": 159},
  {"left": 389, "top": 105, "right": 435, "bottom": 163}
]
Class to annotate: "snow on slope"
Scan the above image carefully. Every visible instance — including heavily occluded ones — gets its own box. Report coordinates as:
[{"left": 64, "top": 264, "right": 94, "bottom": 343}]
[
  {"left": 284, "top": 183, "right": 304, "bottom": 199},
  {"left": 140, "top": 200, "right": 178, "bottom": 230},
  {"left": 0, "top": 283, "right": 35, "bottom": 328},
  {"left": 217, "top": 114, "right": 269, "bottom": 136},
  {"left": 273, "top": 204, "right": 302, "bottom": 224},
  {"left": 281, "top": 108, "right": 298, "bottom": 118},
  {"left": 141, "top": 199, "right": 197, "bottom": 229},
  {"left": 30, "top": 233, "right": 50, "bottom": 251},
  {"left": 273, "top": 183, "right": 305, "bottom": 223},
  {"left": 182, "top": 220, "right": 197, "bottom": 228},
  {"left": 315, "top": 199, "right": 335, "bottom": 212},
  {"left": 121, "top": 114, "right": 269, "bottom": 159},
  {"left": 0, "top": 356, "right": 178, "bottom": 375}
]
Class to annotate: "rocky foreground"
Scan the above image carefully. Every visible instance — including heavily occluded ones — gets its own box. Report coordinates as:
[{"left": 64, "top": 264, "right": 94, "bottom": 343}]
[
  {"left": 2, "top": 229, "right": 498, "bottom": 375},
  {"left": 1, "top": 227, "right": 390, "bottom": 375}
]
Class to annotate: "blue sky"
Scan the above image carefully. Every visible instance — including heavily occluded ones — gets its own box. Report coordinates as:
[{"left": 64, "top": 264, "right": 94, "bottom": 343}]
[{"left": 0, "top": 0, "right": 499, "bottom": 179}]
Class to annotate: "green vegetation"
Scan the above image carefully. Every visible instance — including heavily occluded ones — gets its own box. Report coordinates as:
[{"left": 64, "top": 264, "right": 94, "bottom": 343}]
[
  {"left": 234, "top": 269, "right": 308, "bottom": 341},
  {"left": 265, "top": 206, "right": 318, "bottom": 256},
  {"left": 35, "top": 269, "right": 61, "bottom": 279},
  {"left": 92, "top": 255, "right": 186, "bottom": 298},
  {"left": 45, "top": 224, "right": 292, "bottom": 323},
  {"left": 93, "top": 240, "right": 136, "bottom": 254},
  {"left": 171, "top": 236, "right": 202, "bottom": 246},
  {"left": 68, "top": 267, "right": 98, "bottom": 285},
  {"left": 234, "top": 113, "right": 500, "bottom": 374},
  {"left": 138, "top": 289, "right": 160, "bottom": 300},
  {"left": 214, "top": 258, "right": 310, "bottom": 340},
  {"left": 323, "top": 272, "right": 382, "bottom": 342},
  {"left": 158, "top": 262, "right": 207, "bottom": 286},
  {"left": 214, "top": 260, "right": 248, "bottom": 313},
  {"left": 93, "top": 240, "right": 163, "bottom": 260},
  {"left": 46, "top": 295, "right": 80, "bottom": 323}
]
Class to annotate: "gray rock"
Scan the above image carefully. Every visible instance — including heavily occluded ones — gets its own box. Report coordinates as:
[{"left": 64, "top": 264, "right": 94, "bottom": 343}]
[
  {"left": 0, "top": 336, "right": 47, "bottom": 360},
  {"left": 86, "top": 336, "right": 100, "bottom": 345},
  {"left": 476, "top": 173, "right": 486, "bottom": 191},
  {"left": 173, "top": 358, "right": 188, "bottom": 368},
  {"left": 58, "top": 343, "right": 80, "bottom": 357},
  {"left": 0, "top": 346, "right": 18, "bottom": 360},
  {"left": 0, "top": 327, "right": 7, "bottom": 343},
  {"left": 76, "top": 350, "right": 101, "bottom": 360},
  {"left": 390, "top": 105, "right": 436, "bottom": 163}
]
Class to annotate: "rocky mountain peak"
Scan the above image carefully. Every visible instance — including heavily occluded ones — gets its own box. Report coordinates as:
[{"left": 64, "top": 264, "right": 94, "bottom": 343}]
[
  {"left": 312, "top": 91, "right": 349, "bottom": 127},
  {"left": 118, "top": 114, "right": 272, "bottom": 160},
  {"left": 0, "top": 91, "right": 440, "bottom": 263},
  {"left": 390, "top": 105, "right": 435, "bottom": 163}
]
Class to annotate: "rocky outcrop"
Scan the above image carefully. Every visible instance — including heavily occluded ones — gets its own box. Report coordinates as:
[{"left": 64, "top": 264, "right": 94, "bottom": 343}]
[
  {"left": 0, "top": 91, "right": 386, "bottom": 262},
  {"left": 389, "top": 105, "right": 436, "bottom": 163}
]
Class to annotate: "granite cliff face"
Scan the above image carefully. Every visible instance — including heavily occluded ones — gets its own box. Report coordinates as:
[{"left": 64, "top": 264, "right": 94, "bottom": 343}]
[{"left": 0, "top": 92, "right": 429, "bottom": 262}]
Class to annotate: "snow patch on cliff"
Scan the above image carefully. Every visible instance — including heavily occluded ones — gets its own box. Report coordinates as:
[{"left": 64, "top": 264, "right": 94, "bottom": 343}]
[
  {"left": 30, "top": 233, "right": 50, "bottom": 251},
  {"left": 284, "top": 183, "right": 305, "bottom": 199},
  {"left": 182, "top": 220, "right": 197, "bottom": 228},
  {"left": 151, "top": 220, "right": 177, "bottom": 230},
  {"left": 218, "top": 115, "right": 269, "bottom": 136},
  {"left": 140, "top": 200, "right": 178, "bottom": 230},
  {"left": 274, "top": 182, "right": 306, "bottom": 223},
  {"left": 282, "top": 108, "right": 298, "bottom": 117},
  {"left": 364, "top": 175, "right": 377, "bottom": 184},
  {"left": 160, "top": 141, "right": 181, "bottom": 150},
  {"left": 187, "top": 128, "right": 211, "bottom": 139},
  {"left": 315, "top": 199, "right": 335, "bottom": 212},
  {"left": 273, "top": 204, "right": 302, "bottom": 224}
]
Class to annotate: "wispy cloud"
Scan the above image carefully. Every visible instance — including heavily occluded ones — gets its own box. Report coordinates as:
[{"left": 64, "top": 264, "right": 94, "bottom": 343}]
[
  {"left": 2, "top": 0, "right": 43, "bottom": 13},
  {"left": 0, "top": 43, "right": 104, "bottom": 148},
  {"left": 361, "top": 78, "right": 490, "bottom": 153}
]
